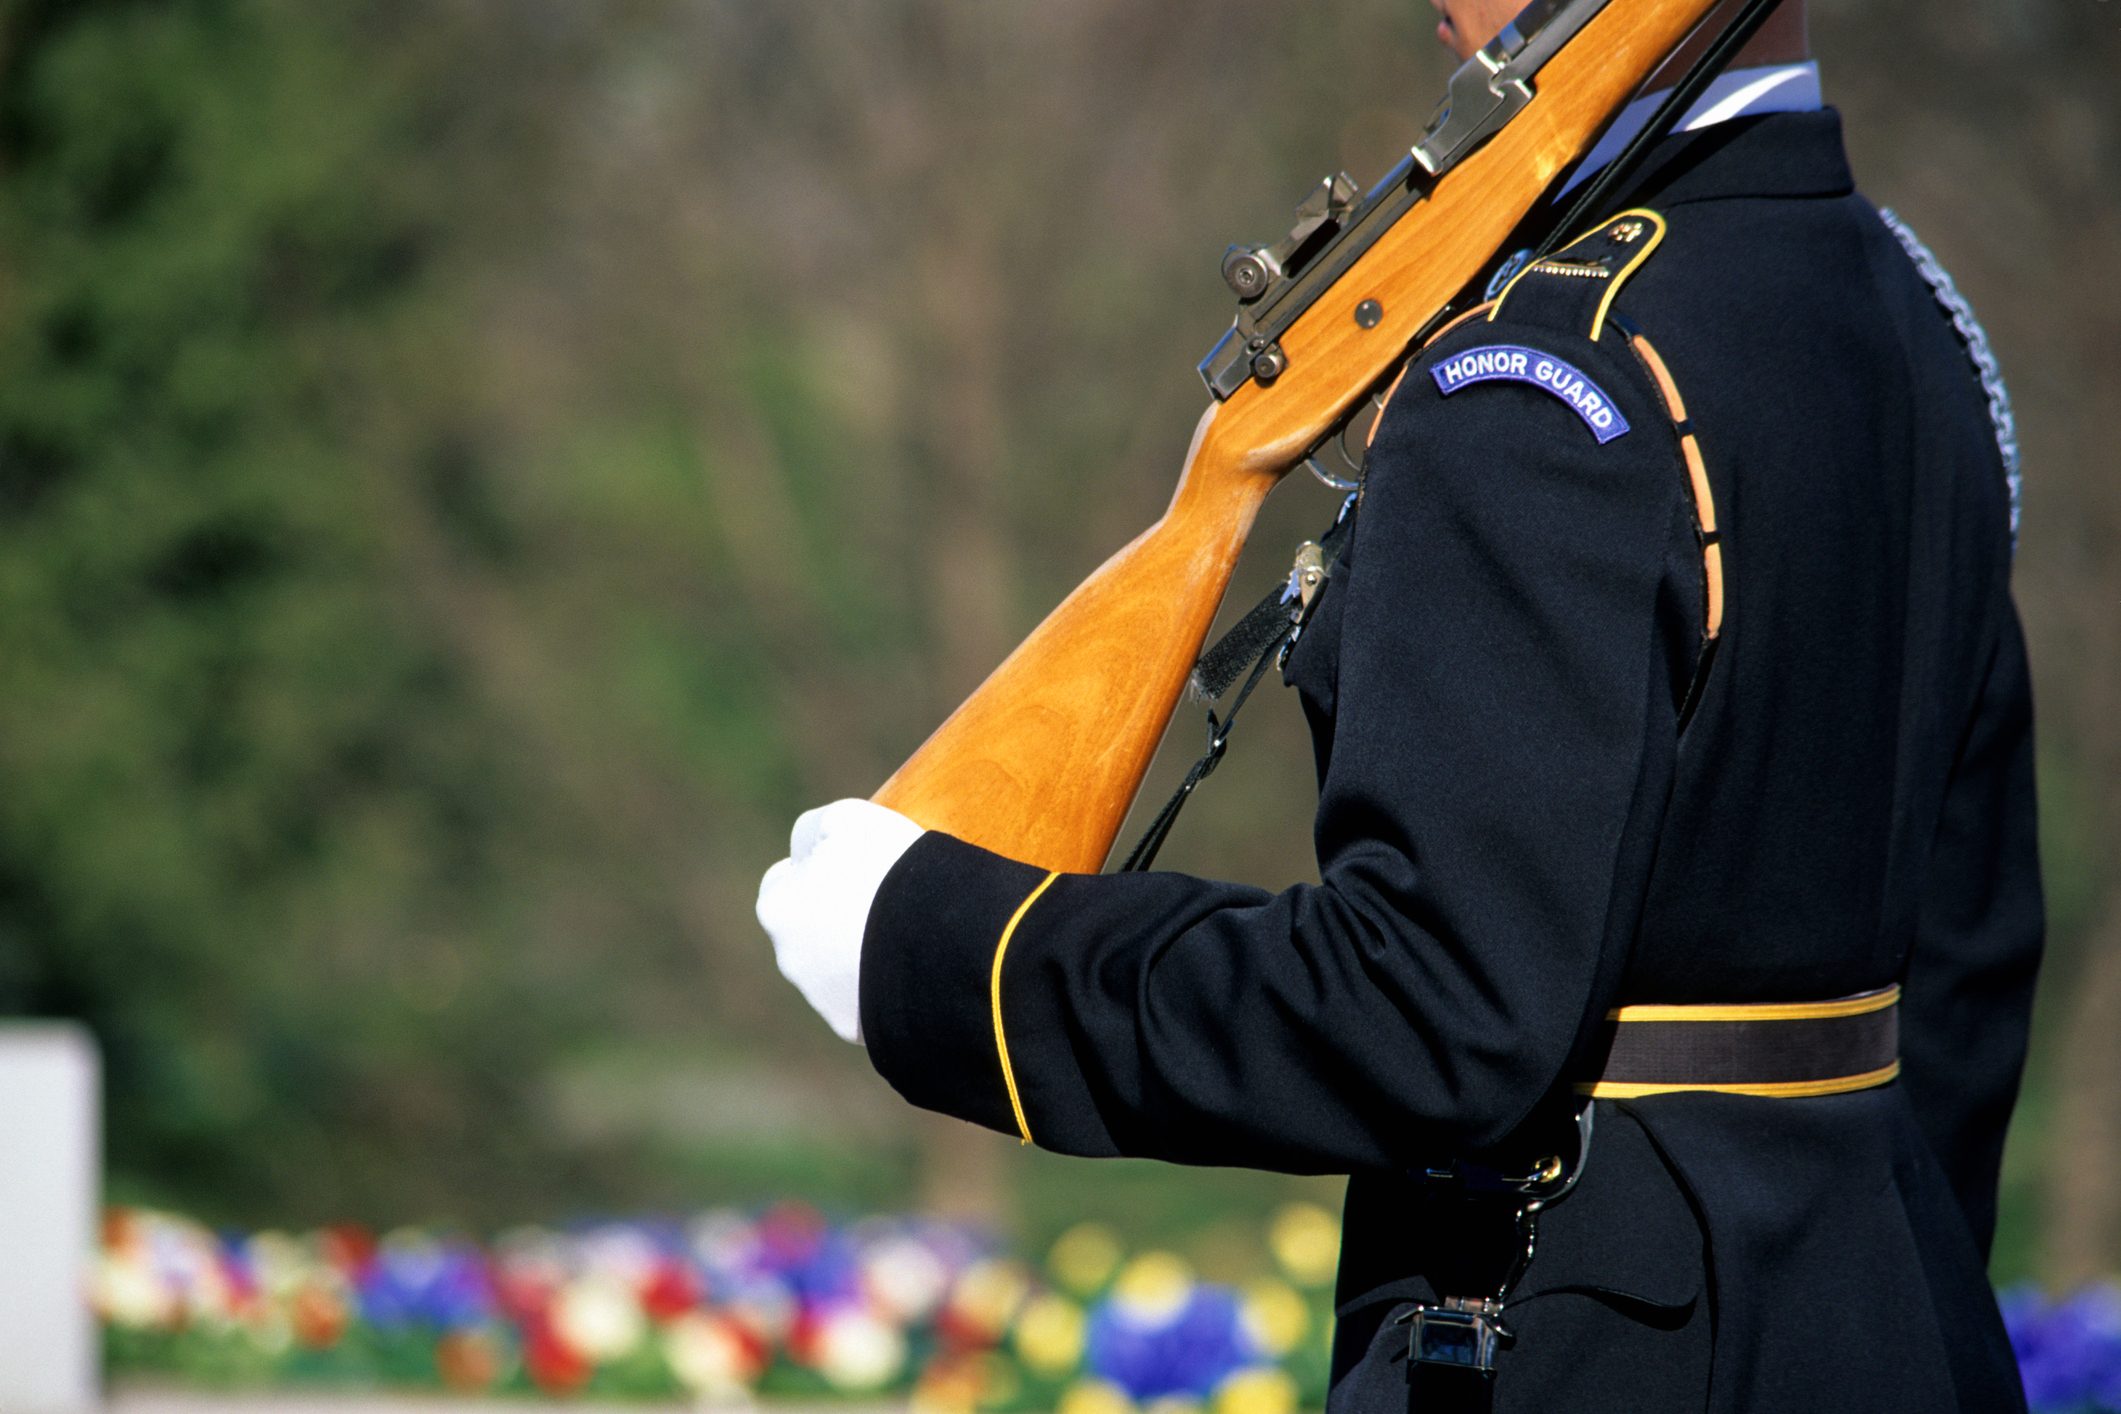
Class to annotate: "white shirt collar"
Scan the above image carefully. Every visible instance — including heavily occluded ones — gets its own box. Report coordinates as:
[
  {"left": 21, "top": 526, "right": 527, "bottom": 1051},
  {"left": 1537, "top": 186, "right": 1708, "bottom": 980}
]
[{"left": 1557, "top": 60, "right": 1822, "bottom": 199}]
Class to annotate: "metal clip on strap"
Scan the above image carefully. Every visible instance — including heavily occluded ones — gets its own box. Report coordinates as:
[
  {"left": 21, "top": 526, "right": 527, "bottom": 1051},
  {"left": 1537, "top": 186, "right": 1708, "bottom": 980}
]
[
  {"left": 1398, "top": 1104, "right": 1596, "bottom": 1377},
  {"left": 1405, "top": 1297, "right": 1511, "bottom": 1375},
  {"left": 1118, "top": 500, "right": 1357, "bottom": 873}
]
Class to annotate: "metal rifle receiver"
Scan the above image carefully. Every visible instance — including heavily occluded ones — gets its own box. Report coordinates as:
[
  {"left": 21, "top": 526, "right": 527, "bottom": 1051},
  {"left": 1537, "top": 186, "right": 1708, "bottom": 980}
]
[
  {"left": 1197, "top": 0, "right": 1613, "bottom": 405},
  {"left": 1221, "top": 172, "right": 1361, "bottom": 310}
]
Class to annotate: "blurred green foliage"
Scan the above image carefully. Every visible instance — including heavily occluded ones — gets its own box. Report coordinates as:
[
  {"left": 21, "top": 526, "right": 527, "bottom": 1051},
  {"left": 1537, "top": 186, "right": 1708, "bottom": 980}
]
[{"left": 0, "top": 0, "right": 601, "bottom": 1221}]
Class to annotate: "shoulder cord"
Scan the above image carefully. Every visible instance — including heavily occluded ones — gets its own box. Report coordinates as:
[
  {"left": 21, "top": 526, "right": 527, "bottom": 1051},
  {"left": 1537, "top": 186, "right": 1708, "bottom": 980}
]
[{"left": 1874, "top": 208, "right": 2021, "bottom": 556}]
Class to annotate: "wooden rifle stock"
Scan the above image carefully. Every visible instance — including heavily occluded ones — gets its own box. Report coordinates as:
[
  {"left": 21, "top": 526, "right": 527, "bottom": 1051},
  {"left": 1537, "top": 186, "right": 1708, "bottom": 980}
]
[{"left": 875, "top": 0, "right": 1721, "bottom": 874}]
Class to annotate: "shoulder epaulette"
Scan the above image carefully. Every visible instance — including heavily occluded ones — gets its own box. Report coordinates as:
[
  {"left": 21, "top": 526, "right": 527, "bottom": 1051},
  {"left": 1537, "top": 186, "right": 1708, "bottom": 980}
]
[
  {"left": 1479, "top": 206, "right": 1725, "bottom": 683},
  {"left": 1487, "top": 208, "right": 1667, "bottom": 342}
]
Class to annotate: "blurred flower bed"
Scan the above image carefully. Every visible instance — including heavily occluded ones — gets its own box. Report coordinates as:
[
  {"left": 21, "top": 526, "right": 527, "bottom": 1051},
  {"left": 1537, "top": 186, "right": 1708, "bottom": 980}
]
[
  {"left": 96, "top": 1201, "right": 1343, "bottom": 1410},
  {"left": 99, "top": 1202, "right": 2119, "bottom": 1411}
]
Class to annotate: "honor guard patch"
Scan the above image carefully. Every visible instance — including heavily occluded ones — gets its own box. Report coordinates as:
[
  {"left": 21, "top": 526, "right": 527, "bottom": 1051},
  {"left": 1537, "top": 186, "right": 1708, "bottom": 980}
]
[{"left": 1431, "top": 344, "right": 1631, "bottom": 444}]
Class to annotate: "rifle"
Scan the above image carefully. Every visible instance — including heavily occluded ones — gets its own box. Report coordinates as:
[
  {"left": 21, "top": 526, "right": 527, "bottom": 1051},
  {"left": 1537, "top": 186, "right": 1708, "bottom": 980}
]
[{"left": 874, "top": 0, "right": 1775, "bottom": 874}]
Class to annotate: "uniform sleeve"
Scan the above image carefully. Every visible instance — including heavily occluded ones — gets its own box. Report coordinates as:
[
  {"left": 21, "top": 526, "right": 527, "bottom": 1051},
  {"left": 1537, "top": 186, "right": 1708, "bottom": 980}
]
[
  {"left": 1897, "top": 603, "right": 2043, "bottom": 1259},
  {"left": 859, "top": 322, "right": 1699, "bottom": 1172}
]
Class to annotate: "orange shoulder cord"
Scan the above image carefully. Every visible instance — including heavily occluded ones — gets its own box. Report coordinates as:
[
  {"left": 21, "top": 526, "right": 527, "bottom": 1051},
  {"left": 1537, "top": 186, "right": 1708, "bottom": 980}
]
[{"left": 1627, "top": 332, "right": 1724, "bottom": 641}]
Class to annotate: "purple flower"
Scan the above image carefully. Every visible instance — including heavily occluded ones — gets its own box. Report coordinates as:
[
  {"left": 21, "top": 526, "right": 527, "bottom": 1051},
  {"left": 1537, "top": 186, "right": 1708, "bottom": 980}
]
[
  {"left": 359, "top": 1237, "right": 497, "bottom": 1330},
  {"left": 789, "top": 1234, "right": 865, "bottom": 1315},
  {"left": 732, "top": 1207, "right": 864, "bottom": 1313},
  {"left": 2004, "top": 1282, "right": 2121, "bottom": 1413},
  {"left": 1086, "top": 1284, "right": 1259, "bottom": 1400}
]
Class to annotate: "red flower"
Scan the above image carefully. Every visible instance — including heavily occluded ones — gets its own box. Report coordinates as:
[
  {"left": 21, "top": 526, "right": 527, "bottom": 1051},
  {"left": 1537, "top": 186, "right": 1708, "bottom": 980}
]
[
  {"left": 523, "top": 1313, "right": 592, "bottom": 1395},
  {"left": 319, "top": 1224, "right": 377, "bottom": 1276},
  {"left": 788, "top": 1309, "right": 826, "bottom": 1366},
  {"left": 641, "top": 1260, "right": 703, "bottom": 1322},
  {"left": 495, "top": 1268, "right": 556, "bottom": 1322},
  {"left": 290, "top": 1285, "right": 347, "bottom": 1350},
  {"left": 732, "top": 1320, "right": 771, "bottom": 1373}
]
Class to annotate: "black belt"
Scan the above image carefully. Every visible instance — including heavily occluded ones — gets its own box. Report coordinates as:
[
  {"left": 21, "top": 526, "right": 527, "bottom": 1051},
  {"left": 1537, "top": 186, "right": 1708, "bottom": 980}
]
[
  {"left": 1580, "top": 985, "right": 1901, "bottom": 1099},
  {"left": 1398, "top": 986, "right": 1899, "bottom": 1385}
]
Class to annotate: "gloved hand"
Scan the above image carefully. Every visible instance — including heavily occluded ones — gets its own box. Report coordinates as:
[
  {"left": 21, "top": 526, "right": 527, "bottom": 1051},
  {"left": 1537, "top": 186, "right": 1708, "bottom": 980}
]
[{"left": 756, "top": 798, "right": 926, "bottom": 1044}]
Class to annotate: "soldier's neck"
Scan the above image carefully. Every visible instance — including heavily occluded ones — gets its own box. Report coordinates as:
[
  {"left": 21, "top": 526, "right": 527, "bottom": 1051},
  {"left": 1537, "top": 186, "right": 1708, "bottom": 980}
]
[{"left": 1650, "top": 0, "right": 1812, "bottom": 88}]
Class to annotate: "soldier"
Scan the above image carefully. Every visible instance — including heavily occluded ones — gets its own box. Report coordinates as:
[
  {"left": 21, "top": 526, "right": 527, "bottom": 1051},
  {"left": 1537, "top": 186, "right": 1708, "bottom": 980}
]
[{"left": 757, "top": 0, "right": 2042, "bottom": 1407}]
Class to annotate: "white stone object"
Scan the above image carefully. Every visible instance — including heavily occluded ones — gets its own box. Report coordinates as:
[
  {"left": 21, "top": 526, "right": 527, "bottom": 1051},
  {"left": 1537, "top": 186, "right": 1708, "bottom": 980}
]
[{"left": 0, "top": 1023, "right": 101, "bottom": 1412}]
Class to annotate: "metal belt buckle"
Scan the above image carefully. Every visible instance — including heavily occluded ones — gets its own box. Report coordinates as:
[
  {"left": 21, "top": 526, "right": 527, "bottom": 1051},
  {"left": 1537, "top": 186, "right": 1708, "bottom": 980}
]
[{"left": 1402, "top": 1295, "right": 1510, "bottom": 1375}]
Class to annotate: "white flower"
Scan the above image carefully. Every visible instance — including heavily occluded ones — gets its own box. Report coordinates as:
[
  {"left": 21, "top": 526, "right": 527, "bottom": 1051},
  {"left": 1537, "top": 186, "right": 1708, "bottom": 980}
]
[
  {"left": 552, "top": 1276, "right": 648, "bottom": 1362},
  {"left": 664, "top": 1312, "right": 761, "bottom": 1397},
  {"left": 815, "top": 1307, "right": 907, "bottom": 1390},
  {"left": 863, "top": 1235, "right": 950, "bottom": 1322},
  {"left": 93, "top": 1254, "right": 174, "bottom": 1329}
]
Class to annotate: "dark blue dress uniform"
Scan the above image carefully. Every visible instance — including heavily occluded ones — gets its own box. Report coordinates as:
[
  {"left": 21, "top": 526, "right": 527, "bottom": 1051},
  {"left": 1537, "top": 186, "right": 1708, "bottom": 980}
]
[{"left": 858, "top": 110, "right": 2041, "bottom": 1412}]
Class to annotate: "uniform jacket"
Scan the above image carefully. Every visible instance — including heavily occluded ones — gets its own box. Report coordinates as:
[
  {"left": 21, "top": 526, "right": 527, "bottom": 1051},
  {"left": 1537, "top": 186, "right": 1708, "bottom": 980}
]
[{"left": 859, "top": 110, "right": 2042, "bottom": 1412}]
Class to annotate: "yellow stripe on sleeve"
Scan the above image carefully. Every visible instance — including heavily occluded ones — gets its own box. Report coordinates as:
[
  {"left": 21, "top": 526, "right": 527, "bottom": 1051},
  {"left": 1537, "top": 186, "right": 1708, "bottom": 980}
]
[{"left": 991, "top": 871, "right": 1061, "bottom": 1145}]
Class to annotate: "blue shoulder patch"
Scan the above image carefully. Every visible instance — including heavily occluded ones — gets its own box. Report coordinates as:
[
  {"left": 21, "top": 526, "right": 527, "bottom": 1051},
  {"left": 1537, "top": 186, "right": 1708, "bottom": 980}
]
[{"left": 1430, "top": 343, "right": 1630, "bottom": 444}]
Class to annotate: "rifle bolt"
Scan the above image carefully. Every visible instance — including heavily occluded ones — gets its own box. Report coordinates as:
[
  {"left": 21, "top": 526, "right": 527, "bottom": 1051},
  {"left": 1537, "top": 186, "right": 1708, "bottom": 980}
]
[{"left": 1251, "top": 346, "right": 1288, "bottom": 382}]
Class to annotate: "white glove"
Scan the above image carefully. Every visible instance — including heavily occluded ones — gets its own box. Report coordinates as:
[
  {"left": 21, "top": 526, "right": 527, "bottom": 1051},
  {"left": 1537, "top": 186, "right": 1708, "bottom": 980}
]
[{"left": 756, "top": 798, "right": 926, "bottom": 1044}]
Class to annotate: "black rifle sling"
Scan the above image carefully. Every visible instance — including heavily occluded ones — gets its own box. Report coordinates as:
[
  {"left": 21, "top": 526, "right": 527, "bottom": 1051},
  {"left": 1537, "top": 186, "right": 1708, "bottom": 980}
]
[
  {"left": 1118, "top": 500, "right": 1356, "bottom": 873},
  {"left": 1540, "top": 0, "right": 1789, "bottom": 258}
]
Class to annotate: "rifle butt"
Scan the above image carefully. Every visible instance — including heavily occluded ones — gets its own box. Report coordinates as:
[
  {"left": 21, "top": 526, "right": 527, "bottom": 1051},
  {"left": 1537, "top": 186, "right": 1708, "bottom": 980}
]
[{"left": 874, "top": 405, "right": 1285, "bottom": 874}]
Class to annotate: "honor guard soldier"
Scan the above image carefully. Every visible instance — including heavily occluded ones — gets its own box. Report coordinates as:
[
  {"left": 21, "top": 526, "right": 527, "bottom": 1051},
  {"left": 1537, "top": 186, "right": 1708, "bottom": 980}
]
[{"left": 758, "top": 0, "right": 2042, "bottom": 1408}]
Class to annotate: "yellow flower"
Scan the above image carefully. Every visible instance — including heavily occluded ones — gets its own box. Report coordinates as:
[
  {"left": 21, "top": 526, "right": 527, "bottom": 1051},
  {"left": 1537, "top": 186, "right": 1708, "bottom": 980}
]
[
  {"left": 1048, "top": 1221, "right": 1125, "bottom": 1294},
  {"left": 246, "top": 1231, "right": 309, "bottom": 1300},
  {"left": 912, "top": 1361, "right": 981, "bottom": 1414},
  {"left": 1266, "top": 1203, "right": 1340, "bottom": 1288},
  {"left": 1238, "top": 1278, "right": 1309, "bottom": 1356},
  {"left": 1058, "top": 1377, "right": 1136, "bottom": 1414},
  {"left": 1014, "top": 1293, "right": 1087, "bottom": 1376},
  {"left": 951, "top": 1258, "right": 1033, "bottom": 1342},
  {"left": 914, "top": 1351, "right": 1020, "bottom": 1414},
  {"left": 1110, "top": 1251, "right": 1193, "bottom": 1325},
  {"left": 1215, "top": 1367, "right": 1299, "bottom": 1414}
]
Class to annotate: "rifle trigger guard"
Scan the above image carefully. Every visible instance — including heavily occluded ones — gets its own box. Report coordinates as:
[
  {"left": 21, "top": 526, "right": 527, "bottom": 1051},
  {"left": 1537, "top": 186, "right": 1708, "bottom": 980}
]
[
  {"left": 1301, "top": 388, "right": 1386, "bottom": 492},
  {"left": 1304, "top": 455, "right": 1363, "bottom": 493}
]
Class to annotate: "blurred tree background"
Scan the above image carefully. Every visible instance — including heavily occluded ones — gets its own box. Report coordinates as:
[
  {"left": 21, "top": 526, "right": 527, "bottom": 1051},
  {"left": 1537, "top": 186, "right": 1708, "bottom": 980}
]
[{"left": 0, "top": 0, "right": 2113, "bottom": 1283}]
